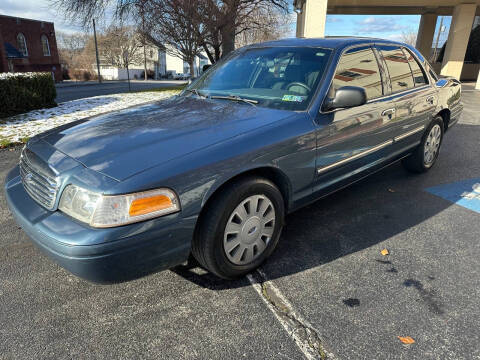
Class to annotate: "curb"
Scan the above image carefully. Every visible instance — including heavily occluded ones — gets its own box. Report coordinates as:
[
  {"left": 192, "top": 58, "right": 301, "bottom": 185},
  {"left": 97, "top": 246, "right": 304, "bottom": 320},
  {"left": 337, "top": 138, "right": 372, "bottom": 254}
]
[{"left": 55, "top": 81, "right": 123, "bottom": 88}]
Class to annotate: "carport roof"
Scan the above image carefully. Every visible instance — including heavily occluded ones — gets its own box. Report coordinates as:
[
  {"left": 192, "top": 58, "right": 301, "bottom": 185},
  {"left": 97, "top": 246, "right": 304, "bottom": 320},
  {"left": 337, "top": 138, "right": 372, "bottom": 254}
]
[{"left": 294, "top": 0, "right": 480, "bottom": 14}]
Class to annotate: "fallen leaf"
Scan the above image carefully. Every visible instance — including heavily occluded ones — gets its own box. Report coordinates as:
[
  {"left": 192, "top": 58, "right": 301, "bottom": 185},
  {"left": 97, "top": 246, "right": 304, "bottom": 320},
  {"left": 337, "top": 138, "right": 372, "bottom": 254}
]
[
  {"left": 398, "top": 336, "right": 415, "bottom": 344},
  {"left": 381, "top": 249, "right": 389, "bottom": 256}
]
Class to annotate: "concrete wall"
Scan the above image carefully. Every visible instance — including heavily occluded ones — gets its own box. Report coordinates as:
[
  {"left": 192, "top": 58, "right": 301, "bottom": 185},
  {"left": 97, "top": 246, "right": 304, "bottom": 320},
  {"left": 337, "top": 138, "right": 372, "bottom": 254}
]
[
  {"left": 165, "top": 52, "right": 184, "bottom": 74},
  {"left": 432, "top": 62, "right": 479, "bottom": 81},
  {"left": 95, "top": 68, "right": 144, "bottom": 81}
]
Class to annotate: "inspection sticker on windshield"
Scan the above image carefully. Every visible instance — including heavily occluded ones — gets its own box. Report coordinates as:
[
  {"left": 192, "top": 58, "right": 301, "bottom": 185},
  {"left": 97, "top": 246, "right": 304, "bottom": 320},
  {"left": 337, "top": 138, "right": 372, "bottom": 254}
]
[{"left": 282, "top": 95, "right": 305, "bottom": 102}]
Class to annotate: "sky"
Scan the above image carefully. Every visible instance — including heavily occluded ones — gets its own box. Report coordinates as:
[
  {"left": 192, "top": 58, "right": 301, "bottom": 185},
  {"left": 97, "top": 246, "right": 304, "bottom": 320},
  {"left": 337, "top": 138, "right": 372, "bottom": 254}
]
[
  {"left": 0, "top": 0, "right": 93, "bottom": 33},
  {"left": 0, "top": 0, "right": 452, "bottom": 44},
  {"left": 325, "top": 14, "right": 421, "bottom": 41},
  {"left": 324, "top": 14, "right": 452, "bottom": 46}
]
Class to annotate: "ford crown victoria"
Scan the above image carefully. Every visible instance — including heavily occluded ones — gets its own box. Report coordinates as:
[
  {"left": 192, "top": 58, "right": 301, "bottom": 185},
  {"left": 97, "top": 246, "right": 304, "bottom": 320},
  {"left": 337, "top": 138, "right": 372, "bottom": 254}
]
[{"left": 5, "top": 37, "right": 463, "bottom": 282}]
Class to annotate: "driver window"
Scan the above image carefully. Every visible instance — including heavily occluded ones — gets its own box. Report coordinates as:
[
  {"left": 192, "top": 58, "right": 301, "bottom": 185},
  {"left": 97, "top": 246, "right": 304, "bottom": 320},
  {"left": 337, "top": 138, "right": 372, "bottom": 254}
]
[{"left": 332, "top": 46, "right": 383, "bottom": 100}]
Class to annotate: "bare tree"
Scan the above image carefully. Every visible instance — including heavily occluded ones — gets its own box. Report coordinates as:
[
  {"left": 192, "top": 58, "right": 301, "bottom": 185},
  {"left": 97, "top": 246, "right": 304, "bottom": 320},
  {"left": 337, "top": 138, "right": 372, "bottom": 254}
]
[
  {"left": 56, "top": 31, "right": 90, "bottom": 69},
  {"left": 52, "top": 0, "right": 289, "bottom": 62},
  {"left": 400, "top": 31, "right": 417, "bottom": 47},
  {"left": 143, "top": 0, "right": 203, "bottom": 76},
  {"left": 197, "top": 0, "right": 289, "bottom": 61},
  {"left": 235, "top": 4, "right": 293, "bottom": 48},
  {"left": 99, "top": 25, "right": 144, "bottom": 68}
]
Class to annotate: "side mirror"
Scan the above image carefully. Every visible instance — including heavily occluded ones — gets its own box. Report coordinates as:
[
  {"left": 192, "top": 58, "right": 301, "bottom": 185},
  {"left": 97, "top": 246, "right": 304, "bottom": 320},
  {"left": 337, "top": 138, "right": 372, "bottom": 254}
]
[
  {"left": 324, "top": 86, "right": 367, "bottom": 111},
  {"left": 435, "top": 79, "right": 449, "bottom": 88}
]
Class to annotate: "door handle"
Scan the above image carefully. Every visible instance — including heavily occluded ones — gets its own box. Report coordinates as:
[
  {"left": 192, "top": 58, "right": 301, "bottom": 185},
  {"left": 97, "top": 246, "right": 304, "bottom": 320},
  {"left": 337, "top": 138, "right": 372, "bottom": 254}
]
[
  {"left": 381, "top": 108, "right": 396, "bottom": 117},
  {"left": 426, "top": 96, "right": 435, "bottom": 104}
]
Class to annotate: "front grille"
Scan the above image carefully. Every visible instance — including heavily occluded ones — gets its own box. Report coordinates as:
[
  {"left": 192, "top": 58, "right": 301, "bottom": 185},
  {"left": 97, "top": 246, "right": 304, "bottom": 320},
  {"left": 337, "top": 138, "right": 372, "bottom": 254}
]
[{"left": 20, "top": 148, "right": 59, "bottom": 210}]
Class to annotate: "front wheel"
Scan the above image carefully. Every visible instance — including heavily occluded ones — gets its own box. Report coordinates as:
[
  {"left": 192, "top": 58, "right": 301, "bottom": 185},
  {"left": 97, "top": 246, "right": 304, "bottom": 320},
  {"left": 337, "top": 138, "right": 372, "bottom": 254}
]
[
  {"left": 402, "top": 116, "right": 444, "bottom": 173},
  {"left": 192, "top": 177, "right": 285, "bottom": 279}
]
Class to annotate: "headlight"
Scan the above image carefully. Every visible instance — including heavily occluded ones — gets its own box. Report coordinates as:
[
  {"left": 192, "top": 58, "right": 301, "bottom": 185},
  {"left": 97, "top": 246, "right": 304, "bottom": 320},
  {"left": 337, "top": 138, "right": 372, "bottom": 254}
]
[{"left": 58, "top": 185, "right": 180, "bottom": 228}]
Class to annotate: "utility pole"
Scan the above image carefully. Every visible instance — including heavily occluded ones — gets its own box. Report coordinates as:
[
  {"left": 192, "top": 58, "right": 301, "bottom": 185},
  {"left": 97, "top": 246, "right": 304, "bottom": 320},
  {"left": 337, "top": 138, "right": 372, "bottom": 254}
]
[
  {"left": 124, "top": 50, "right": 131, "bottom": 92},
  {"left": 432, "top": 16, "right": 444, "bottom": 63},
  {"left": 139, "top": 1, "right": 148, "bottom": 81},
  {"left": 93, "top": 19, "right": 102, "bottom": 83}
]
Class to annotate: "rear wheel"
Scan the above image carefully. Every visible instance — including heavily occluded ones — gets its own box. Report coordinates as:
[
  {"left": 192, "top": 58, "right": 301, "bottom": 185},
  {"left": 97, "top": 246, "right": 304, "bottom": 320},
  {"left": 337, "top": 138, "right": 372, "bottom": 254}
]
[
  {"left": 192, "top": 177, "right": 285, "bottom": 279},
  {"left": 402, "top": 116, "right": 444, "bottom": 173}
]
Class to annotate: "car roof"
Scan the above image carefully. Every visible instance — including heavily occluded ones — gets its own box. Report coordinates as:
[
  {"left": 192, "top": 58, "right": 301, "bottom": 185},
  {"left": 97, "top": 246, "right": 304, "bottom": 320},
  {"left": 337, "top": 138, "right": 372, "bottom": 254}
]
[{"left": 247, "top": 37, "right": 406, "bottom": 51}]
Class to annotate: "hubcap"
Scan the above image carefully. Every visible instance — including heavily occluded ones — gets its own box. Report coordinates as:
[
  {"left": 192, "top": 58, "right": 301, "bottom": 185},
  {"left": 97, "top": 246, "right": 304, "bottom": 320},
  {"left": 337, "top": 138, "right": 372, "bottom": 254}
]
[
  {"left": 424, "top": 124, "right": 442, "bottom": 166},
  {"left": 223, "top": 195, "right": 276, "bottom": 265}
]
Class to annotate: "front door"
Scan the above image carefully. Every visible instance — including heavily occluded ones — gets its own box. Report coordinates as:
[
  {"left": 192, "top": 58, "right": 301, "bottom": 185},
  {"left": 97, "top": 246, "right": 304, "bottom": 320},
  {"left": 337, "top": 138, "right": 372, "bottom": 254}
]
[{"left": 313, "top": 45, "right": 395, "bottom": 194}]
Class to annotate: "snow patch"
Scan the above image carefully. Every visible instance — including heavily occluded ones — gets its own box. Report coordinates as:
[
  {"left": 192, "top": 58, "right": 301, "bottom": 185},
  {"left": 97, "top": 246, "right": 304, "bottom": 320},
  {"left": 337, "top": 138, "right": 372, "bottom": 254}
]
[{"left": 0, "top": 91, "right": 179, "bottom": 143}]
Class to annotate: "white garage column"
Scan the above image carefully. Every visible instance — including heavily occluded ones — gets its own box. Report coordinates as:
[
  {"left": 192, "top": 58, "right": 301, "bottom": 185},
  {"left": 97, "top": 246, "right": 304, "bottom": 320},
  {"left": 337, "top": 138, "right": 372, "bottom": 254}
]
[
  {"left": 415, "top": 13, "right": 437, "bottom": 59},
  {"left": 296, "top": 0, "right": 328, "bottom": 38},
  {"left": 440, "top": 3, "right": 477, "bottom": 80},
  {"left": 476, "top": 71, "right": 480, "bottom": 90}
]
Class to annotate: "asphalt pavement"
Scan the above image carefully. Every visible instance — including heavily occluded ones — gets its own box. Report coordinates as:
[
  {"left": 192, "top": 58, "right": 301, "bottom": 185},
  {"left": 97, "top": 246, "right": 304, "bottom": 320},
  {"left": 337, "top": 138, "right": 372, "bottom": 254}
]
[
  {"left": 0, "top": 87, "right": 479, "bottom": 359},
  {"left": 55, "top": 80, "right": 187, "bottom": 103}
]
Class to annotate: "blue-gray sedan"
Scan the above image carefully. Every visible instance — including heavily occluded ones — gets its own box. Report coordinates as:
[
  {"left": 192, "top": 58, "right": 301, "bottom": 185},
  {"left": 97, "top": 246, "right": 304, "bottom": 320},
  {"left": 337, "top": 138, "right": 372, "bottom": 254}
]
[{"left": 5, "top": 37, "right": 462, "bottom": 282}]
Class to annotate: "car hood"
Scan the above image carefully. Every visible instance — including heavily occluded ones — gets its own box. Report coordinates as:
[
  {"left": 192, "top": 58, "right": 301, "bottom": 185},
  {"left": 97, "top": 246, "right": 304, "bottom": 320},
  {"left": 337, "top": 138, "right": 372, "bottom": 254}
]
[{"left": 41, "top": 96, "right": 292, "bottom": 181}]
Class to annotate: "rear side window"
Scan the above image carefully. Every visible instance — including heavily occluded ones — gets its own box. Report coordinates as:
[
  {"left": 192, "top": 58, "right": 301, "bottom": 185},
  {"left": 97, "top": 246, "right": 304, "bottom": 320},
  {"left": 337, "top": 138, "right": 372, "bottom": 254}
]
[
  {"left": 402, "top": 48, "right": 428, "bottom": 86},
  {"left": 332, "top": 46, "right": 383, "bottom": 100},
  {"left": 378, "top": 45, "right": 414, "bottom": 93}
]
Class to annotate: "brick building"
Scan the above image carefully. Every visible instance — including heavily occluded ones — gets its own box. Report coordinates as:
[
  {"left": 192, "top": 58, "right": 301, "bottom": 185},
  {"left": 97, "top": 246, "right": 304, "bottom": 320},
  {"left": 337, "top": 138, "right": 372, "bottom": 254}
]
[{"left": 0, "top": 15, "right": 61, "bottom": 81}]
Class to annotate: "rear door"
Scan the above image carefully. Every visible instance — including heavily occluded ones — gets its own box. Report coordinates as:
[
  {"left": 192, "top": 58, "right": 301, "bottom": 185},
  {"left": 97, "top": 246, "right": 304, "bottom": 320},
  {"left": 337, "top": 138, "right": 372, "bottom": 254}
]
[
  {"left": 375, "top": 45, "right": 437, "bottom": 153},
  {"left": 313, "top": 45, "right": 396, "bottom": 194}
]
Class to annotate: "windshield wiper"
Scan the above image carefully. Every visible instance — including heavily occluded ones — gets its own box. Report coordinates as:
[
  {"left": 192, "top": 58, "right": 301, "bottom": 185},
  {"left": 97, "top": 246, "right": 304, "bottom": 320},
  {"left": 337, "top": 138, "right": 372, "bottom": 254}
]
[
  {"left": 184, "top": 88, "right": 207, "bottom": 98},
  {"left": 210, "top": 95, "right": 258, "bottom": 106}
]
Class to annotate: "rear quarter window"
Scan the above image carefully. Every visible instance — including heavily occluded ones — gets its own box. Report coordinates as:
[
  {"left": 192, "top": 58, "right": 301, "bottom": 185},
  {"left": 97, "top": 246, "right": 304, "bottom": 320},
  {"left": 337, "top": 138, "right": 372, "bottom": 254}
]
[
  {"left": 378, "top": 45, "right": 415, "bottom": 93},
  {"left": 402, "top": 48, "right": 428, "bottom": 86}
]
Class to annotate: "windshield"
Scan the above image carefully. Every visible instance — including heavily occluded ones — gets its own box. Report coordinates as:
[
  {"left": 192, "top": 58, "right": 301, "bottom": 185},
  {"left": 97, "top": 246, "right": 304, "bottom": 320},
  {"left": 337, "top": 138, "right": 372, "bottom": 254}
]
[{"left": 186, "top": 46, "right": 333, "bottom": 111}]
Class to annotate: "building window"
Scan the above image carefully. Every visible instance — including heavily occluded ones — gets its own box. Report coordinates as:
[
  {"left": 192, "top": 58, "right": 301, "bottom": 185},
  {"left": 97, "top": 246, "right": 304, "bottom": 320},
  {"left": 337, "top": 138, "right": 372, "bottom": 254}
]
[
  {"left": 41, "top": 35, "right": 51, "bottom": 56},
  {"left": 17, "top": 33, "right": 28, "bottom": 57}
]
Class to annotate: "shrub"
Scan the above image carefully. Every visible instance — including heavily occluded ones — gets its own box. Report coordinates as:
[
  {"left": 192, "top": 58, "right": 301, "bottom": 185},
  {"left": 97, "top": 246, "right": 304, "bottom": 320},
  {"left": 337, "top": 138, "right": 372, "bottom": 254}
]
[
  {"left": 0, "top": 72, "right": 57, "bottom": 118},
  {"left": 62, "top": 68, "right": 70, "bottom": 80},
  {"left": 83, "top": 70, "right": 92, "bottom": 81},
  {"left": 140, "top": 69, "right": 155, "bottom": 79},
  {"left": 70, "top": 69, "right": 95, "bottom": 81},
  {"left": 71, "top": 69, "right": 83, "bottom": 80}
]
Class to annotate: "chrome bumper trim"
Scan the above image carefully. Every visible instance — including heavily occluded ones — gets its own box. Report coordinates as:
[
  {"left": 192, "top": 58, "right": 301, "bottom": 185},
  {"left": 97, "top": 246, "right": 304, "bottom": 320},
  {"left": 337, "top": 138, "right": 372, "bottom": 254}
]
[
  {"left": 393, "top": 125, "right": 425, "bottom": 142},
  {"left": 317, "top": 139, "right": 393, "bottom": 174}
]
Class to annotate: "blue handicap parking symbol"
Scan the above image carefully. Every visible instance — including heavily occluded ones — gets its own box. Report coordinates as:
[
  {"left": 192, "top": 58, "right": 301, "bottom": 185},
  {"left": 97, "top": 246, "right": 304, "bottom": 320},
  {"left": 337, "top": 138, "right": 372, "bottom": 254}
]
[{"left": 426, "top": 178, "right": 480, "bottom": 214}]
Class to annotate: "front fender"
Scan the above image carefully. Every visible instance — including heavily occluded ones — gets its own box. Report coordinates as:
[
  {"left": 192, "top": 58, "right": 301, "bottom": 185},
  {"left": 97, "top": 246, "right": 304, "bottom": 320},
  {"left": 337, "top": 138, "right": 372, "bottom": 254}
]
[{"left": 199, "top": 164, "right": 292, "bottom": 209}]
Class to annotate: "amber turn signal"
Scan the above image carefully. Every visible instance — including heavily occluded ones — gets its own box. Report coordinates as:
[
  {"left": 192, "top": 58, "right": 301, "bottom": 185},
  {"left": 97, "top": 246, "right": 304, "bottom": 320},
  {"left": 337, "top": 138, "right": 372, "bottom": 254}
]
[{"left": 129, "top": 195, "right": 173, "bottom": 216}]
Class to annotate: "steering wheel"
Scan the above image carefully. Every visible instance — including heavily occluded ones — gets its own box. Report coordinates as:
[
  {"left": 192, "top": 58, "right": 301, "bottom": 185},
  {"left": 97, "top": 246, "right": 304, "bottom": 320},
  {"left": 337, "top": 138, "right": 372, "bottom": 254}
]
[{"left": 286, "top": 82, "right": 311, "bottom": 93}]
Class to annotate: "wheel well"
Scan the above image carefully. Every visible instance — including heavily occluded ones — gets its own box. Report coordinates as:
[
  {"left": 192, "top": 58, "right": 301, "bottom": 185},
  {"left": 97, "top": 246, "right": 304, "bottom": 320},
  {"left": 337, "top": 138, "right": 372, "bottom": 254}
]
[
  {"left": 194, "top": 167, "right": 291, "bottom": 237},
  {"left": 206, "top": 167, "right": 290, "bottom": 211},
  {"left": 437, "top": 109, "right": 451, "bottom": 131}
]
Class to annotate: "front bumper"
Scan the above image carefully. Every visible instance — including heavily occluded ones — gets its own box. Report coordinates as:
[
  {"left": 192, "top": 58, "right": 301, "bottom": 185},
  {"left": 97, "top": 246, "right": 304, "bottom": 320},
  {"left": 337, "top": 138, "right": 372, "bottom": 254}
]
[{"left": 4, "top": 166, "right": 195, "bottom": 283}]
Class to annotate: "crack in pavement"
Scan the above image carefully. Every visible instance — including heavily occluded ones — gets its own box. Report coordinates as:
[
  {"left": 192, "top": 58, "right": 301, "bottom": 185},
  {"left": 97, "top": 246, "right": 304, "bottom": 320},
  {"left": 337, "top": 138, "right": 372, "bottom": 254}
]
[{"left": 247, "top": 269, "right": 335, "bottom": 360}]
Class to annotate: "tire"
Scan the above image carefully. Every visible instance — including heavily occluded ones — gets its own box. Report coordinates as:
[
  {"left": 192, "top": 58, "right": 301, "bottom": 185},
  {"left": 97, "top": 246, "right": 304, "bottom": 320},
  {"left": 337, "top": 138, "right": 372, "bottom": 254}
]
[
  {"left": 192, "top": 177, "right": 285, "bottom": 279},
  {"left": 402, "top": 116, "right": 444, "bottom": 173}
]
